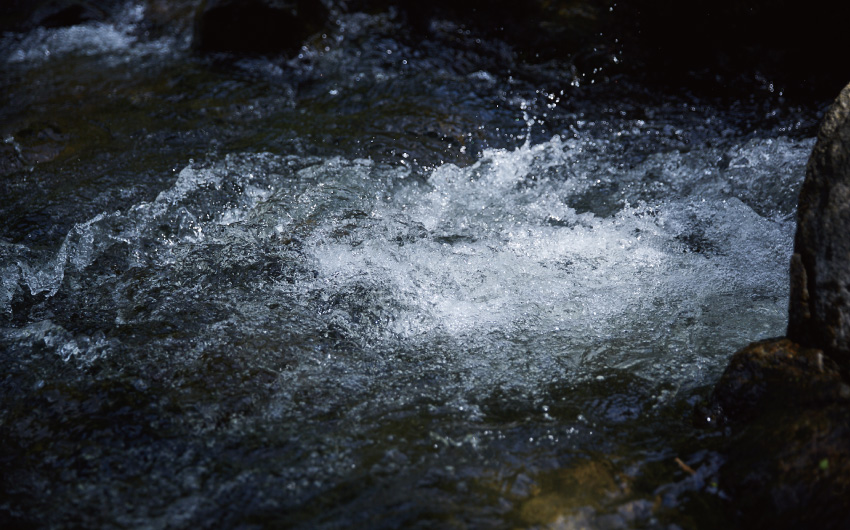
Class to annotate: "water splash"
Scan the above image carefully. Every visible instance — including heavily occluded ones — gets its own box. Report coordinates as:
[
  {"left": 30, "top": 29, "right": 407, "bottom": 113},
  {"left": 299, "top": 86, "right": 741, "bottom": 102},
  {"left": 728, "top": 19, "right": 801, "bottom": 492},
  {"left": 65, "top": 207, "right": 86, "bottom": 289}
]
[
  {"left": 1, "top": 3, "right": 181, "bottom": 65},
  {"left": 302, "top": 136, "right": 797, "bottom": 393},
  {"left": 0, "top": 121, "right": 813, "bottom": 530},
  {"left": 3, "top": 131, "right": 803, "bottom": 391}
]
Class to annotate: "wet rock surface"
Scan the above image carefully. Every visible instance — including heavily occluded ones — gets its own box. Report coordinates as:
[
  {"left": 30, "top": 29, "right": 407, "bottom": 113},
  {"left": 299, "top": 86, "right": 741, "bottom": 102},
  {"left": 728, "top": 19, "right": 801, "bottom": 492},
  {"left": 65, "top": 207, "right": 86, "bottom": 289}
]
[
  {"left": 704, "top": 339, "right": 850, "bottom": 529},
  {"left": 789, "top": 83, "right": 850, "bottom": 370},
  {"left": 706, "top": 83, "right": 850, "bottom": 527},
  {"left": 703, "top": 338, "right": 849, "bottom": 425},
  {"left": 725, "top": 404, "right": 850, "bottom": 529}
]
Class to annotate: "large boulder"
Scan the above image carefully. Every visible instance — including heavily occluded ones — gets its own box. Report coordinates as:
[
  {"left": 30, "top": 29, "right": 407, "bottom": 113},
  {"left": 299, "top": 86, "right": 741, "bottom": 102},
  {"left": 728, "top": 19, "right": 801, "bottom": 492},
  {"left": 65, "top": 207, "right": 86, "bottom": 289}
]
[
  {"left": 700, "top": 338, "right": 850, "bottom": 529},
  {"left": 701, "top": 338, "right": 849, "bottom": 426},
  {"left": 700, "top": 84, "right": 850, "bottom": 528},
  {"left": 788, "top": 82, "right": 850, "bottom": 371},
  {"left": 193, "top": 0, "right": 329, "bottom": 55}
]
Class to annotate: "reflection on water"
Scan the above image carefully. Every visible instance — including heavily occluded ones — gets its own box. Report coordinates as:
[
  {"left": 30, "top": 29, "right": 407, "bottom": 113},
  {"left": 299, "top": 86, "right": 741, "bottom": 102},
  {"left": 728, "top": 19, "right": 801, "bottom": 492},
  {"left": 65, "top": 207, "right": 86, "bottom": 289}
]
[{"left": 0, "top": 3, "right": 822, "bottom": 528}]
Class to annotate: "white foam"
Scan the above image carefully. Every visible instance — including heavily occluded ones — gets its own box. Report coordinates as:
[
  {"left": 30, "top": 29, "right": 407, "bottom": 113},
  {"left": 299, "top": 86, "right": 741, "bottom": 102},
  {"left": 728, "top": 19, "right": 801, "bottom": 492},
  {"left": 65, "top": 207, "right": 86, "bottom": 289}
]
[
  {"left": 2, "top": 3, "right": 179, "bottom": 65},
  {"left": 5, "top": 23, "right": 136, "bottom": 63},
  {"left": 13, "top": 212, "right": 109, "bottom": 298},
  {"left": 301, "top": 135, "right": 800, "bottom": 389},
  {"left": 2, "top": 319, "right": 111, "bottom": 363},
  {"left": 1, "top": 135, "right": 805, "bottom": 389}
]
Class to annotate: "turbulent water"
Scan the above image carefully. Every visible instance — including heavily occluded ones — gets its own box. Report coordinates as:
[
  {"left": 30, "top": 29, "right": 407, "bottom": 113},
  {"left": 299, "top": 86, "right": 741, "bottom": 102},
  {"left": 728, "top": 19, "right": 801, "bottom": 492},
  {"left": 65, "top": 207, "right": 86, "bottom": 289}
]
[{"left": 0, "top": 4, "right": 823, "bottom": 528}]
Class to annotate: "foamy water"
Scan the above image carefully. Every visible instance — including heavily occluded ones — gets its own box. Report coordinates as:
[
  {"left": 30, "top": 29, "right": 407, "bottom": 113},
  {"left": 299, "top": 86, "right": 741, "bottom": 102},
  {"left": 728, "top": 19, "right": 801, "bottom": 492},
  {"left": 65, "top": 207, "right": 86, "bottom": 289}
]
[
  {"left": 2, "top": 133, "right": 807, "bottom": 396},
  {"left": 0, "top": 5, "right": 818, "bottom": 526}
]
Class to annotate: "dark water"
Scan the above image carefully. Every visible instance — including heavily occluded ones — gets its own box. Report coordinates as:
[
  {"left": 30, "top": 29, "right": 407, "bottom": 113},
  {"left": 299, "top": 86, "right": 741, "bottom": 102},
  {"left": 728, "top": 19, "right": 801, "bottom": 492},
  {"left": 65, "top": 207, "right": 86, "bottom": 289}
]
[{"left": 0, "top": 4, "right": 825, "bottom": 528}]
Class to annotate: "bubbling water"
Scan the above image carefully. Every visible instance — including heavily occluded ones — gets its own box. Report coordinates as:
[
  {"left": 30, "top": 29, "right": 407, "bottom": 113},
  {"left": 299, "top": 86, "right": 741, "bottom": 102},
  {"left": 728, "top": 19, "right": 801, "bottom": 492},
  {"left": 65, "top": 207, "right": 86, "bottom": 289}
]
[
  {"left": 0, "top": 3, "right": 821, "bottom": 525},
  {"left": 301, "top": 135, "right": 798, "bottom": 398},
  {"left": 2, "top": 134, "right": 804, "bottom": 397},
  {"left": 1, "top": 3, "right": 181, "bottom": 64},
  {"left": 0, "top": 116, "right": 812, "bottom": 528}
]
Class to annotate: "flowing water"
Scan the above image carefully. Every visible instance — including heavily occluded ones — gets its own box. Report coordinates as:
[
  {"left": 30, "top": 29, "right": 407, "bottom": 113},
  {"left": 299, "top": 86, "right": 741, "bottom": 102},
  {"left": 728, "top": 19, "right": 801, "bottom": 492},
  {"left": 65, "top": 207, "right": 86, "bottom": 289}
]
[{"left": 0, "top": 4, "right": 824, "bottom": 528}]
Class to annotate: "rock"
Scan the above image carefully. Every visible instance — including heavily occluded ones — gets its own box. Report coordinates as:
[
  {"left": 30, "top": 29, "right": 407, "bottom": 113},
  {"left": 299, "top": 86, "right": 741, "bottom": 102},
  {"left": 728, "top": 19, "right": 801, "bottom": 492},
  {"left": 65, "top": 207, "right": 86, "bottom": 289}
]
[
  {"left": 0, "top": 122, "right": 71, "bottom": 176},
  {"left": 698, "top": 84, "right": 850, "bottom": 528},
  {"left": 700, "top": 338, "right": 850, "bottom": 528},
  {"left": 699, "top": 338, "right": 848, "bottom": 426},
  {"left": 192, "top": 0, "right": 329, "bottom": 55},
  {"left": 788, "top": 82, "right": 850, "bottom": 371},
  {"left": 722, "top": 400, "right": 850, "bottom": 529}
]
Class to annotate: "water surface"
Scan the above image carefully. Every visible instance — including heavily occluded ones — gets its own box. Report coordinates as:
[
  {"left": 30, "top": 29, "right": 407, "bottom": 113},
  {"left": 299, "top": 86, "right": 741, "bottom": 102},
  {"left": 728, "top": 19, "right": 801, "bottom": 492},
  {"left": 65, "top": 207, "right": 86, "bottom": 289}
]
[{"left": 0, "top": 4, "right": 823, "bottom": 528}]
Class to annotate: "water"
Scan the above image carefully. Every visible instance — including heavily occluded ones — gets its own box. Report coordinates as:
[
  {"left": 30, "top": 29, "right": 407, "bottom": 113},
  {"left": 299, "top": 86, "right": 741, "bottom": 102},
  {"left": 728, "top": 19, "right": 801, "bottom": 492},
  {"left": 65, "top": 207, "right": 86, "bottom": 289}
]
[{"left": 0, "top": 4, "right": 823, "bottom": 528}]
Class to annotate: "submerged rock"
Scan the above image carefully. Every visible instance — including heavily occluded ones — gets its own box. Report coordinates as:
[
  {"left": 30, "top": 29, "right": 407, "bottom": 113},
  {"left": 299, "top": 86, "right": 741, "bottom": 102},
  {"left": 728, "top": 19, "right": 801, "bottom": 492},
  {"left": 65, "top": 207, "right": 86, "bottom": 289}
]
[
  {"left": 789, "top": 83, "right": 850, "bottom": 371},
  {"left": 192, "top": 0, "right": 329, "bottom": 55}
]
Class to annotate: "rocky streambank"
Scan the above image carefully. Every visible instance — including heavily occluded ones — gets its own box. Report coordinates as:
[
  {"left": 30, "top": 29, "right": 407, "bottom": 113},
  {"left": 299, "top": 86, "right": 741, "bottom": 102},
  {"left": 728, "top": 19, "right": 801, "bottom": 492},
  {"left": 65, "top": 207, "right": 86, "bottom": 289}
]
[{"left": 704, "top": 84, "right": 850, "bottom": 528}]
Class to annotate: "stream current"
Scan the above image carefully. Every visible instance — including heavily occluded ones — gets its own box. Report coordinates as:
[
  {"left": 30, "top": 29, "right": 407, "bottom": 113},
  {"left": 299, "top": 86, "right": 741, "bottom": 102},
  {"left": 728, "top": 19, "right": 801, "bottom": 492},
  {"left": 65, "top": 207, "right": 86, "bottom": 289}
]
[{"left": 0, "top": 4, "right": 824, "bottom": 528}]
